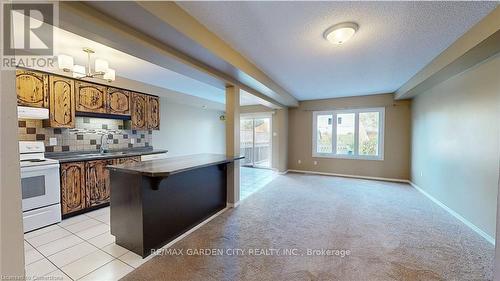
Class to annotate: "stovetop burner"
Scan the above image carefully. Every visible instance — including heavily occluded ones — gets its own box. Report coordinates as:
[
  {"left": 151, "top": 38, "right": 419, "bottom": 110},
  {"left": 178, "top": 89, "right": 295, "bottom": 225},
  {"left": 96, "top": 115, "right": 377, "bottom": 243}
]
[{"left": 19, "top": 141, "right": 59, "bottom": 168}]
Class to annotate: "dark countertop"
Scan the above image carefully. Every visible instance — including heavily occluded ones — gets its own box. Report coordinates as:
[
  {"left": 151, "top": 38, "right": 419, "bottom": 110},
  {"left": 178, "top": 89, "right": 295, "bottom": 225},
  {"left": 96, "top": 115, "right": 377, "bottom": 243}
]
[
  {"left": 107, "top": 153, "right": 244, "bottom": 177},
  {"left": 46, "top": 147, "right": 168, "bottom": 163}
]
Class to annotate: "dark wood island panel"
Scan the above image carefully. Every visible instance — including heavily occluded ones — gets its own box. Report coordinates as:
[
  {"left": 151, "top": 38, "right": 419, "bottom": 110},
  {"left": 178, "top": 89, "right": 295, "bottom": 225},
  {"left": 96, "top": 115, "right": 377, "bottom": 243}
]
[{"left": 108, "top": 154, "right": 242, "bottom": 257}]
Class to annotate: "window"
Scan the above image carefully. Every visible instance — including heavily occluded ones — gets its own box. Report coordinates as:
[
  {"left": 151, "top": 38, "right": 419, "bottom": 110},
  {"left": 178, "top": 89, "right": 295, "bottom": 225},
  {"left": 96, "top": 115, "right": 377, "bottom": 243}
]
[
  {"left": 312, "top": 108, "right": 384, "bottom": 160},
  {"left": 336, "top": 113, "right": 355, "bottom": 155},
  {"left": 316, "top": 114, "right": 332, "bottom": 153}
]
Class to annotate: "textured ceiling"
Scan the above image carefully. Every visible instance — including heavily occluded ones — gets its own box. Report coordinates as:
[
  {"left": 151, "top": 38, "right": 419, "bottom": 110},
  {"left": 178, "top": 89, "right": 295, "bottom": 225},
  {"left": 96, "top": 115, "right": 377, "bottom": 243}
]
[{"left": 179, "top": 1, "right": 497, "bottom": 100}]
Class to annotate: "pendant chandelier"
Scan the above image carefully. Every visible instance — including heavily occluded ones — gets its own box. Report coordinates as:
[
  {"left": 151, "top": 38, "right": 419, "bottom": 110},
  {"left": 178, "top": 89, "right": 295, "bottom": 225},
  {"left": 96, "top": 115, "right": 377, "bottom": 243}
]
[{"left": 57, "top": 47, "right": 116, "bottom": 82}]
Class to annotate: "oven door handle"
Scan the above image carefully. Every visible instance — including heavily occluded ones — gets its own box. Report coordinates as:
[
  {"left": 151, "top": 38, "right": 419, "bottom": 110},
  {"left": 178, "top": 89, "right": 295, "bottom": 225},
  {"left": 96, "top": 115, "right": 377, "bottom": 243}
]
[{"left": 20, "top": 163, "right": 60, "bottom": 173}]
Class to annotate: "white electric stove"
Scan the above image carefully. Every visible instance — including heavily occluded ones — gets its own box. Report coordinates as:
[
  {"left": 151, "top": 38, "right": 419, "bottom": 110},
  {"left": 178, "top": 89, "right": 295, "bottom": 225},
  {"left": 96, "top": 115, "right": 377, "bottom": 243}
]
[{"left": 19, "top": 141, "right": 61, "bottom": 232}]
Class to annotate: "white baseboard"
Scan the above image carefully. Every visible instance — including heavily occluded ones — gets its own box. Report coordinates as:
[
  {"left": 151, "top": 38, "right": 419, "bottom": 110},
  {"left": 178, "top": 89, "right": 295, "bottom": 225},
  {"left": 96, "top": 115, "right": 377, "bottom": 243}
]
[
  {"left": 409, "top": 181, "right": 495, "bottom": 245},
  {"left": 271, "top": 168, "right": 288, "bottom": 175},
  {"left": 287, "top": 169, "right": 408, "bottom": 183},
  {"left": 227, "top": 202, "right": 240, "bottom": 208},
  {"left": 158, "top": 207, "right": 229, "bottom": 252}
]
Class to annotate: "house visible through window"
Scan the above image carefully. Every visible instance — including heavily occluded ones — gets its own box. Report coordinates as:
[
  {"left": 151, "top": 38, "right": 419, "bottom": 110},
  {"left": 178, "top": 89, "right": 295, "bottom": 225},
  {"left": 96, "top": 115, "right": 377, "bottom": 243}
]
[{"left": 312, "top": 108, "right": 385, "bottom": 160}]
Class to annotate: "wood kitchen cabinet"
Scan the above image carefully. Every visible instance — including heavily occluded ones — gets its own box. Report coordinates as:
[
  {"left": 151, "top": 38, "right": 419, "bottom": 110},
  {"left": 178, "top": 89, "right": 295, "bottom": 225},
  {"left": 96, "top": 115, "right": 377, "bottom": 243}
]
[
  {"left": 16, "top": 68, "right": 162, "bottom": 131},
  {"left": 131, "top": 93, "right": 148, "bottom": 130},
  {"left": 85, "top": 159, "right": 113, "bottom": 207},
  {"left": 45, "top": 76, "right": 75, "bottom": 128},
  {"left": 131, "top": 93, "right": 160, "bottom": 130},
  {"left": 61, "top": 162, "right": 86, "bottom": 215},
  {"left": 75, "top": 81, "right": 107, "bottom": 113},
  {"left": 107, "top": 87, "right": 131, "bottom": 115},
  {"left": 114, "top": 156, "right": 141, "bottom": 165},
  {"left": 16, "top": 70, "right": 49, "bottom": 108},
  {"left": 60, "top": 156, "right": 142, "bottom": 217},
  {"left": 147, "top": 95, "right": 160, "bottom": 130}
]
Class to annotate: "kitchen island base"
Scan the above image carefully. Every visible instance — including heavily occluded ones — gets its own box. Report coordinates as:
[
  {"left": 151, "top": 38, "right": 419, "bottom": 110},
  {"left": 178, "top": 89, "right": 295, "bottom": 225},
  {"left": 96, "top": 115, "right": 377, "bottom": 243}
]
[{"left": 110, "top": 163, "right": 227, "bottom": 257}]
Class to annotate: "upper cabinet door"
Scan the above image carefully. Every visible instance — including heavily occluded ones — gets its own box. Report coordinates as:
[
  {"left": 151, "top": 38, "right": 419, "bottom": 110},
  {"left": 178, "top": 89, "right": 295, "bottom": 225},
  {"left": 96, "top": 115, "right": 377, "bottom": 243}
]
[
  {"left": 47, "top": 76, "right": 75, "bottom": 128},
  {"left": 147, "top": 96, "right": 160, "bottom": 130},
  {"left": 75, "top": 81, "right": 107, "bottom": 113},
  {"left": 131, "top": 93, "right": 147, "bottom": 130},
  {"left": 107, "top": 87, "right": 131, "bottom": 115},
  {"left": 16, "top": 70, "right": 49, "bottom": 108}
]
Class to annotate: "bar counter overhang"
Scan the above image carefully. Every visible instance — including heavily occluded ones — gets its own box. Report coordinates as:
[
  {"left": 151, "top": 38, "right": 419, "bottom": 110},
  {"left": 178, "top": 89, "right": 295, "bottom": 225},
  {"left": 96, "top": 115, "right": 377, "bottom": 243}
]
[{"left": 107, "top": 154, "right": 243, "bottom": 257}]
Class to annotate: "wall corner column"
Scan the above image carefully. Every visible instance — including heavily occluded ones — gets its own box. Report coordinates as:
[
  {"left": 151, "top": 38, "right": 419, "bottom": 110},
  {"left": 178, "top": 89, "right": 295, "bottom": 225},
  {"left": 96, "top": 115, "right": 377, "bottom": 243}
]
[
  {"left": 277, "top": 107, "right": 289, "bottom": 173},
  {"left": 0, "top": 69, "right": 25, "bottom": 275},
  {"left": 225, "top": 85, "right": 240, "bottom": 206}
]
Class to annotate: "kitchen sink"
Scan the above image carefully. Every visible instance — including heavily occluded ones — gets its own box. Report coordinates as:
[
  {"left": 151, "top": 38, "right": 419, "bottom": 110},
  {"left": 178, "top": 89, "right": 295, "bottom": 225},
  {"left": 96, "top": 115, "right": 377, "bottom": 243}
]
[
  {"left": 77, "top": 153, "right": 103, "bottom": 157},
  {"left": 74, "top": 151, "right": 131, "bottom": 157}
]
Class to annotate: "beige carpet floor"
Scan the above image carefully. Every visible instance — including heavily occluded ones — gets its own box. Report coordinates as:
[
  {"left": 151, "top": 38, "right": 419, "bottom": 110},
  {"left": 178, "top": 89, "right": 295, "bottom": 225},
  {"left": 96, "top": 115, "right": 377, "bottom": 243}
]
[{"left": 122, "top": 173, "right": 494, "bottom": 281}]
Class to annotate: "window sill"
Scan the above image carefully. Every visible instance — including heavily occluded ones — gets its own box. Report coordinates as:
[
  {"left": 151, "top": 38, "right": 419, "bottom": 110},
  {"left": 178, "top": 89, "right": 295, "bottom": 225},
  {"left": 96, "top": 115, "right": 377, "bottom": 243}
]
[{"left": 312, "top": 154, "right": 384, "bottom": 161}]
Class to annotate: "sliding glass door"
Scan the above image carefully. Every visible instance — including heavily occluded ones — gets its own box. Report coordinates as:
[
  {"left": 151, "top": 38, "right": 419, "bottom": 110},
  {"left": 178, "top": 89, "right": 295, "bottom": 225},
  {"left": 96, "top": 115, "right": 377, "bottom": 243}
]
[
  {"left": 240, "top": 117, "right": 272, "bottom": 168},
  {"left": 240, "top": 119, "right": 254, "bottom": 166}
]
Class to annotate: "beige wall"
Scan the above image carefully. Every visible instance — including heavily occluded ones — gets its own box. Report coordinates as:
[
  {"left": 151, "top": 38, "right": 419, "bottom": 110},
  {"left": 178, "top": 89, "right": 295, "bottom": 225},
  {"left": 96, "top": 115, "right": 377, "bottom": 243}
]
[
  {"left": 240, "top": 105, "right": 288, "bottom": 172},
  {"left": 153, "top": 98, "right": 226, "bottom": 157},
  {"left": 411, "top": 55, "right": 500, "bottom": 239},
  {"left": 288, "top": 94, "right": 411, "bottom": 180}
]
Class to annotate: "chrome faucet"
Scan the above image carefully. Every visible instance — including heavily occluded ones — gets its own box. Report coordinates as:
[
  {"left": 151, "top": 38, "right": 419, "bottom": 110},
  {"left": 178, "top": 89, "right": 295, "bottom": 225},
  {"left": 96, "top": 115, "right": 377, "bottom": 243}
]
[{"left": 100, "top": 134, "right": 109, "bottom": 153}]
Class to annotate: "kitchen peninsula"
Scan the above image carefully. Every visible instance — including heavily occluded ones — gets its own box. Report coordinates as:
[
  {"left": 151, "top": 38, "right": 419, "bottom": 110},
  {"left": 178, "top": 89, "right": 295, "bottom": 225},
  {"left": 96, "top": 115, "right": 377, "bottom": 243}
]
[{"left": 107, "top": 154, "right": 243, "bottom": 257}]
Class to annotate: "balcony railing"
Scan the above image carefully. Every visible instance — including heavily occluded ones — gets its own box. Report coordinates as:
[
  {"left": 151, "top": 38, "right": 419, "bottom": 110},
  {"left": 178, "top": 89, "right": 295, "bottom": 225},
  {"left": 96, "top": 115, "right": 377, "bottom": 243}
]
[
  {"left": 240, "top": 141, "right": 270, "bottom": 167},
  {"left": 316, "top": 143, "right": 353, "bottom": 154}
]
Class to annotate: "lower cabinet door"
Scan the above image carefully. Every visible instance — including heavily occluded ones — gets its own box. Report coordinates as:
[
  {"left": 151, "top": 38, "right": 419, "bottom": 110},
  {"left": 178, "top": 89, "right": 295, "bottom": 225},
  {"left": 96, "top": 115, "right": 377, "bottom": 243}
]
[
  {"left": 61, "top": 162, "right": 86, "bottom": 215},
  {"left": 85, "top": 159, "right": 113, "bottom": 207}
]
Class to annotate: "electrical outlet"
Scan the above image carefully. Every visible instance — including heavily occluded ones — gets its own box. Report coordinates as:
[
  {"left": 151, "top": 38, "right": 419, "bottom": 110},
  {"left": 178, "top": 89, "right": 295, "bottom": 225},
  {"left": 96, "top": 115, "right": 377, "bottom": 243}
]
[
  {"left": 313, "top": 161, "right": 318, "bottom": 165},
  {"left": 49, "top": 137, "right": 57, "bottom": 146},
  {"left": 298, "top": 160, "right": 301, "bottom": 164},
  {"left": 130, "top": 138, "right": 135, "bottom": 144}
]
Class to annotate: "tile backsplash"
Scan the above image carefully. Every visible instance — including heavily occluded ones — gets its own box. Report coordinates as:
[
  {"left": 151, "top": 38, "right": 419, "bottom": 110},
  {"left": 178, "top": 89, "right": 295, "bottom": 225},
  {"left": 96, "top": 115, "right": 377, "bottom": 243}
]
[{"left": 18, "top": 117, "right": 152, "bottom": 152}]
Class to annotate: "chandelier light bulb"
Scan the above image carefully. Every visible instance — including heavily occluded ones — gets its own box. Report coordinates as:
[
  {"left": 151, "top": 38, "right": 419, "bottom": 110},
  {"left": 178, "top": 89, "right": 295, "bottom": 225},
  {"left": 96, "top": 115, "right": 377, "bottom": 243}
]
[
  {"left": 57, "top": 54, "right": 74, "bottom": 72},
  {"left": 95, "top": 59, "right": 109, "bottom": 74}
]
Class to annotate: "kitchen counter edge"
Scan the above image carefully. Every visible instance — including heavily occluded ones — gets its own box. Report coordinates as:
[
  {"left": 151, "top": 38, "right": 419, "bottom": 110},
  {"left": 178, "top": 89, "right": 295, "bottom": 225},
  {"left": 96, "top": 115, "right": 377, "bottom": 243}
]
[
  {"left": 107, "top": 154, "right": 244, "bottom": 177},
  {"left": 46, "top": 149, "right": 168, "bottom": 163}
]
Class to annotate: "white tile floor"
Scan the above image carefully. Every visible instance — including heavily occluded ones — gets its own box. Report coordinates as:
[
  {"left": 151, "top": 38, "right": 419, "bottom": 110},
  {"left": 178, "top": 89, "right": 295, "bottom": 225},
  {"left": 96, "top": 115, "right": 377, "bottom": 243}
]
[
  {"left": 23, "top": 170, "right": 277, "bottom": 280},
  {"left": 24, "top": 207, "right": 152, "bottom": 281},
  {"left": 240, "top": 167, "right": 278, "bottom": 200}
]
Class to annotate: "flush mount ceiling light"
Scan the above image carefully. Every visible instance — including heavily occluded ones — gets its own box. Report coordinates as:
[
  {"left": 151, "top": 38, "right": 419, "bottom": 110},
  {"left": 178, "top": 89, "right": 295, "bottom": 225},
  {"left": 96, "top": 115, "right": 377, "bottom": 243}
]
[
  {"left": 57, "top": 47, "right": 116, "bottom": 82},
  {"left": 324, "top": 22, "right": 359, "bottom": 45}
]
